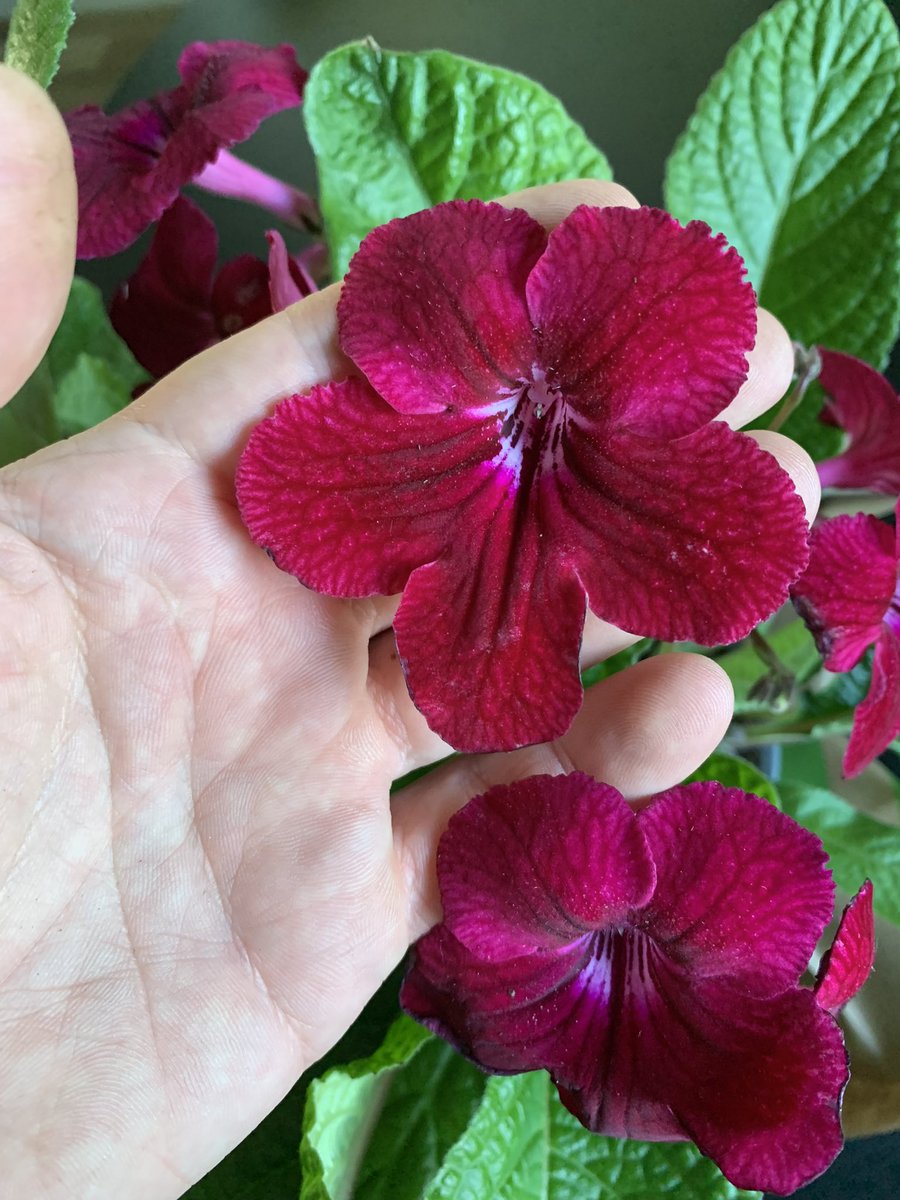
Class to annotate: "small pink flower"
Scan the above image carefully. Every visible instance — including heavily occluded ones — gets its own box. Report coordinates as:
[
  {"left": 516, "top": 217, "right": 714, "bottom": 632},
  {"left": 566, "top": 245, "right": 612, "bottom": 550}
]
[
  {"left": 110, "top": 197, "right": 315, "bottom": 381},
  {"left": 401, "top": 773, "right": 873, "bottom": 1195},
  {"left": 237, "top": 200, "right": 809, "bottom": 753},
  {"left": 792, "top": 505, "right": 900, "bottom": 777},
  {"left": 66, "top": 40, "right": 317, "bottom": 258},
  {"left": 816, "top": 349, "right": 900, "bottom": 494}
]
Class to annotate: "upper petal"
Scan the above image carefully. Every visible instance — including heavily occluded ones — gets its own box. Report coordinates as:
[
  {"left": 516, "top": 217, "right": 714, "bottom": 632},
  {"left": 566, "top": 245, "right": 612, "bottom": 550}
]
[
  {"left": 338, "top": 201, "right": 546, "bottom": 415},
  {"left": 176, "top": 40, "right": 307, "bottom": 130},
  {"left": 109, "top": 195, "right": 219, "bottom": 378},
  {"left": 815, "top": 880, "right": 875, "bottom": 1012},
  {"left": 236, "top": 377, "right": 497, "bottom": 597},
  {"left": 791, "top": 512, "right": 896, "bottom": 672},
  {"left": 393, "top": 472, "right": 587, "bottom": 752},
  {"left": 526, "top": 206, "right": 756, "bottom": 438},
  {"left": 553, "top": 419, "right": 809, "bottom": 644},
  {"left": 435, "top": 774, "right": 655, "bottom": 961},
  {"left": 844, "top": 628, "right": 900, "bottom": 778},
  {"left": 636, "top": 783, "right": 834, "bottom": 996},
  {"left": 816, "top": 349, "right": 900, "bottom": 494}
]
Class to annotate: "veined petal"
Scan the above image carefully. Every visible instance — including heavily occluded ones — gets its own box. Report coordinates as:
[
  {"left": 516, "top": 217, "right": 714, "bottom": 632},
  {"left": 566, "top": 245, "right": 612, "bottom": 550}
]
[
  {"left": 235, "top": 377, "right": 498, "bottom": 597},
  {"left": 844, "top": 628, "right": 900, "bottom": 778},
  {"left": 791, "top": 513, "right": 896, "bottom": 672},
  {"left": 109, "top": 196, "right": 219, "bottom": 378},
  {"left": 338, "top": 201, "right": 545, "bottom": 415},
  {"left": 815, "top": 881, "right": 875, "bottom": 1013},
  {"left": 526, "top": 206, "right": 756, "bottom": 438},
  {"left": 393, "top": 473, "right": 586, "bottom": 752},
  {"left": 554, "top": 419, "right": 808, "bottom": 644},
  {"left": 817, "top": 349, "right": 900, "bottom": 494},
  {"left": 661, "top": 981, "right": 847, "bottom": 1196},
  {"left": 636, "top": 784, "right": 834, "bottom": 996},
  {"left": 436, "top": 775, "right": 655, "bottom": 961}
]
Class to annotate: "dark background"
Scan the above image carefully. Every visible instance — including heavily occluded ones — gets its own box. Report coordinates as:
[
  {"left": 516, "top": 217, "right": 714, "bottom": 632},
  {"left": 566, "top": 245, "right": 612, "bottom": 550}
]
[{"left": 82, "top": 1, "right": 900, "bottom": 1196}]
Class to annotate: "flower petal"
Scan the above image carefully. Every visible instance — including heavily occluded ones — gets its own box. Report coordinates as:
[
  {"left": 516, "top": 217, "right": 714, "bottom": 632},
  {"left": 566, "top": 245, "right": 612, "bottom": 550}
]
[
  {"left": 393, "top": 477, "right": 587, "bottom": 751},
  {"left": 844, "top": 628, "right": 900, "bottom": 777},
  {"left": 658, "top": 981, "right": 847, "bottom": 1195},
  {"left": 791, "top": 513, "right": 896, "bottom": 672},
  {"left": 526, "top": 206, "right": 756, "bottom": 438},
  {"left": 338, "top": 201, "right": 546, "bottom": 414},
  {"left": 235, "top": 377, "right": 498, "bottom": 598},
  {"left": 211, "top": 254, "right": 272, "bottom": 337},
  {"left": 109, "top": 196, "right": 219, "bottom": 378},
  {"left": 435, "top": 774, "right": 655, "bottom": 961},
  {"left": 817, "top": 349, "right": 900, "bottom": 494},
  {"left": 554, "top": 419, "right": 809, "bottom": 644},
  {"left": 265, "top": 230, "right": 315, "bottom": 311},
  {"left": 815, "top": 880, "right": 875, "bottom": 1013},
  {"left": 636, "top": 783, "right": 834, "bottom": 995}
]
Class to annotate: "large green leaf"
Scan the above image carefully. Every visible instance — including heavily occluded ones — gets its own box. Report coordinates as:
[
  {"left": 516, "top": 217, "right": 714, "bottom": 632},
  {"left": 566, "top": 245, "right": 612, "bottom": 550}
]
[
  {"left": 0, "top": 278, "right": 147, "bottom": 467},
  {"left": 300, "top": 1016, "right": 486, "bottom": 1200},
  {"left": 304, "top": 41, "right": 612, "bottom": 277},
  {"left": 665, "top": 0, "right": 900, "bottom": 367},
  {"left": 4, "top": 0, "right": 74, "bottom": 88},
  {"left": 780, "top": 781, "right": 900, "bottom": 925},
  {"left": 425, "top": 1071, "right": 759, "bottom": 1200}
]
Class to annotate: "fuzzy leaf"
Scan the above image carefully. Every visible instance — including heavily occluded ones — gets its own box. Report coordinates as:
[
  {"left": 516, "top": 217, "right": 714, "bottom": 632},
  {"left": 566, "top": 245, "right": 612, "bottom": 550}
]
[
  {"left": 4, "top": 0, "right": 74, "bottom": 87},
  {"left": 300, "top": 1016, "right": 486, "bottom": 1200},
  {"left": 780, "top": 781, "right": 900, "bottom": 925},
  {"left": 425, "top": 1071, "right": 760, "bottom": 1200},
  {"left": 304, "top": 41, "right": 611, "bottom": 277},
  {"left": 665, "top": 0, "right": 900, "bottom": 367}
]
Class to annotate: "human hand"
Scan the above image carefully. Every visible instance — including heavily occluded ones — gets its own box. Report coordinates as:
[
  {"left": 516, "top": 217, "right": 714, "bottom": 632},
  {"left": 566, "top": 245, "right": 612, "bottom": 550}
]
[{"left": 0, "top": 67, "right": 819, "bottom": 1199}]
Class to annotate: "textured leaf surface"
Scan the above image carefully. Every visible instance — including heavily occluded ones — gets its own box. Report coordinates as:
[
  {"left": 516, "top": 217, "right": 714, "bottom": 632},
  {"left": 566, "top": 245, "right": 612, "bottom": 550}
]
[
  {"left": 300, "top": 1016, "right": 485, "bottom": 1200},
  {"left": 780, "top": 782, "right": 900, "bottom": 926},
  {"left": 665, "top": 0, "right": 900, "bottom": 366},
  {"left": 685, "top": 752, "right": 781, "bottom": 808},
  {"left": 0, "top": 278, "right": 147, "bottom": 466},
  {"left": 4, "top": 0, "right": 74, "bottom": 87},
  {"left": 425, "top": 1071, "right": 760, "bottom": 1200},
  {"left": 304, "top": 41, "right": 611, "bottom": 277}
]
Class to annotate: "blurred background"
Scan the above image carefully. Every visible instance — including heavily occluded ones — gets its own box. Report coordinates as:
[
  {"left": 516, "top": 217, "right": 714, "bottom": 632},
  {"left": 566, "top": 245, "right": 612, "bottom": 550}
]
[{"left": 1, "top": 1, "right": 899, "bottom": 1196}]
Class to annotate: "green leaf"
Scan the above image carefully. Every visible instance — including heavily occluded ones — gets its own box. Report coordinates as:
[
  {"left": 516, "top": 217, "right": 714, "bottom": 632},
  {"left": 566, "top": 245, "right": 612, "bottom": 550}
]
[
  {"left": 665, "top": 0, "right": 900, "bottom": 367},
  {"left": 1, "top": 277, "right": 148, "bottom": 466},
  {"left": 4, "top": 0, "right": 75, "bottom": 88},
  {"left": 426, "top": 1071, "right": 759, "bottom": 1199},
  {"left": 685, "top": 752, "right": 781, "bottom": 809},
  {"left": 305, "top": 41, "right": 612, "bottom": 277},
  {"left": 300, "top": 1016, "right": 487, "bottom": 1200},
  {"left": 780, "top": 781, "right": 900, "bottom": 924}
]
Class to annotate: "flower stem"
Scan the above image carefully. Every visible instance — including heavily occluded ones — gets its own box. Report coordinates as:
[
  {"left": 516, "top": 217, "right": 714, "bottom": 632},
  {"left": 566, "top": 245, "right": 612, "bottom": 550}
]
[
  {"left": 768, "top": 341, "right": 821, "bottom": 433},
  {"left": 193, "top": 149, "right": 322, "bottom": 233}
]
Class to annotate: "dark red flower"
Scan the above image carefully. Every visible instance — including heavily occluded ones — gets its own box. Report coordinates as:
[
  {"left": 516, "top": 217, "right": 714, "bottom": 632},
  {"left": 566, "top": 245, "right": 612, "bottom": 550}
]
[
  {"left": 816, "top": 349, "right": 900, "bottom": 494},
  {"left": 110, "top": 197, "right": 315, "bottom": 380},
  {"left": 401, "top": 773, "right": 873, "bottom": 1195},
  {"left": 66, "top": 40, "right": 316, "bottom": 258},
  {"left": 238, "top": 201, "right": 808, "bottom": 752},
  {"left": 791, "top": 505, "right": 900, "bottom": 777}
]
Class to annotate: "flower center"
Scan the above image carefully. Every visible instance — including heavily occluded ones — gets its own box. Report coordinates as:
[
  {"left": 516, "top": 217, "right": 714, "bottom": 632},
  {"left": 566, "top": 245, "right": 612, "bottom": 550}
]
[{"left": 495, "top": 367, "right": 566, "bottom": 484}]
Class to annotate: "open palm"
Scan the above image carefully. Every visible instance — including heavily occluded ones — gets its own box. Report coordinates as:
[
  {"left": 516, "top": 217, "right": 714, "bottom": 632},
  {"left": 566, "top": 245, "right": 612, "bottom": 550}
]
[{"left": 0, "top": 68, "right": 817, "bottom": 1199}]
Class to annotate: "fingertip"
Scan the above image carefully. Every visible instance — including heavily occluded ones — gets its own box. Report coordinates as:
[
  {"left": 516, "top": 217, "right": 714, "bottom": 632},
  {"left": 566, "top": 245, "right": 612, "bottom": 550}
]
[
  {"left": 720, "top": 308, "right": 794, "bottom": 429},
  {"left": 498, "top": 178, "right": 640, "bottom": 229},
  {"left": 747, "top": 428, "right": 821, "bottom": 523},
  {"left": 0, "top": 65, "right": 76, "bottom": 405}
]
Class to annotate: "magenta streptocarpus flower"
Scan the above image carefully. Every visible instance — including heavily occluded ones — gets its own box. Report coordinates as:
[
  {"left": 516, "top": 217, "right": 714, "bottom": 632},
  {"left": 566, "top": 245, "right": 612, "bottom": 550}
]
[
  {"left": 66, "top": 40, "right": 318, "bottom": 259},
  {"left": 237, "top": 200, "right": 809, "bottom": 753},
  {"left": 816, "top": 349, "right": 900, "bottom": 494},
  {"left": 110, "top": 196, "right": 316, "bottom": 381},
  {"left": 791, "top": 503, "right": 900, "bottom": 777},
  {"left": 400, "top": 773, "right": 874, "bottom": 1195}
]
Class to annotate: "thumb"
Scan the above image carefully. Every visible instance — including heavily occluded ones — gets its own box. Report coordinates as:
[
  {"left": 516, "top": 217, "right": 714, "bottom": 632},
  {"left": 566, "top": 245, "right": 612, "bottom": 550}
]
[{"left": 0, "top": 65, "right": 76, "bottom": 407}]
